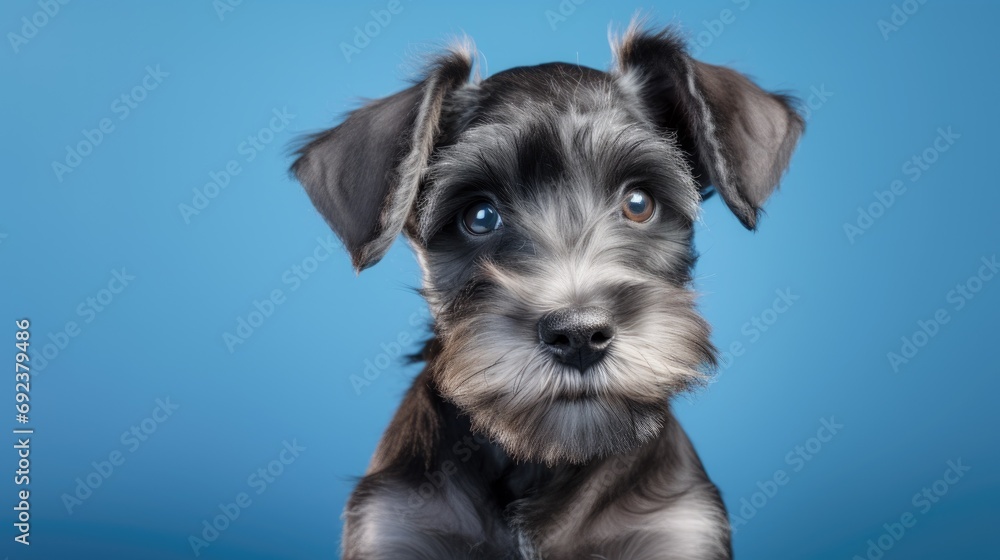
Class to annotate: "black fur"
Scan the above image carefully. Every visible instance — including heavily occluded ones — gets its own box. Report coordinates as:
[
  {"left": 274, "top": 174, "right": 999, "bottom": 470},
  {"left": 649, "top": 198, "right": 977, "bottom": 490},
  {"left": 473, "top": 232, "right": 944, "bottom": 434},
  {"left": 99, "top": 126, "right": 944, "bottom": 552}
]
[
  {"left": 614, "top": 27, "right": 804, "bottom": 228},
  {"left": 291, "top": 24, "right": 802, "bottom": 559}
]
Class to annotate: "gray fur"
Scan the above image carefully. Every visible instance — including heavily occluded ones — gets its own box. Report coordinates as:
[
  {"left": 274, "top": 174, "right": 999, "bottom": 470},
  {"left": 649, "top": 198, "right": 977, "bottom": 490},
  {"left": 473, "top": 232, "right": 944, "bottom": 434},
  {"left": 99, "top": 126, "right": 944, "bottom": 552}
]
[{"left": 291, "top": 22, "right": 803, "bottom": 559}]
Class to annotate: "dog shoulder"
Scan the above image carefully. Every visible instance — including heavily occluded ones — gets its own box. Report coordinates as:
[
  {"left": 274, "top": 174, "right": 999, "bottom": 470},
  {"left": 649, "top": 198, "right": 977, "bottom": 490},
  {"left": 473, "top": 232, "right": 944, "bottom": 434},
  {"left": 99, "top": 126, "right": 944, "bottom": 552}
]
[
  {"left": 342, "top": 467, "right": 520, "bottom": 559},
  {"left": 365, "top": 369, "right": 442, "bottom": 474}
]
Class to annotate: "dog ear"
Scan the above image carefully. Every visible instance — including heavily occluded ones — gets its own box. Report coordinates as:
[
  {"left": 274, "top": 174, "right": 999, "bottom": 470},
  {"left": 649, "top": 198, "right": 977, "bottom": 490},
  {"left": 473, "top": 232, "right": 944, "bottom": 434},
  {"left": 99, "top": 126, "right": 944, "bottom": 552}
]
[
  {"left": 291, "top": 48, "right": 474, "bottom": 271},
  {"left": 612, "top": 26, "right": 803, "bottom": 229}
]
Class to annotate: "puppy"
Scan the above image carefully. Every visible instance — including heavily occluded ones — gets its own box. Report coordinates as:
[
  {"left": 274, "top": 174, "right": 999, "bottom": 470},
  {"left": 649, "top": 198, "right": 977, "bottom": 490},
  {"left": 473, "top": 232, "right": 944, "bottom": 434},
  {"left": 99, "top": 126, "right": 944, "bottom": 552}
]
[{"left": 292, "top": 24, "right": 802, "bottom": 560}]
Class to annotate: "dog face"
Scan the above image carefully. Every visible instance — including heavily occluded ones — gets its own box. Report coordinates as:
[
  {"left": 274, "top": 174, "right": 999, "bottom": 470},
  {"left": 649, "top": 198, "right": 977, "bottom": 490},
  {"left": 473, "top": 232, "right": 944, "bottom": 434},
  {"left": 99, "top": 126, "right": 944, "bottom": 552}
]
[{"left": 292, "top": 27, "right": 803, "bottom": 465}]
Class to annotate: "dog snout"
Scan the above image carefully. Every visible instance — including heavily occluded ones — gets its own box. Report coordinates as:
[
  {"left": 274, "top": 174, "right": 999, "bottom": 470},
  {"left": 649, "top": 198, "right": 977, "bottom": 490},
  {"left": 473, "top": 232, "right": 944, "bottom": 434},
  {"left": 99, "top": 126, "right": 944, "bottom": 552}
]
[{"left": 538, "top": 307, "right": 616, "bottom": 371}]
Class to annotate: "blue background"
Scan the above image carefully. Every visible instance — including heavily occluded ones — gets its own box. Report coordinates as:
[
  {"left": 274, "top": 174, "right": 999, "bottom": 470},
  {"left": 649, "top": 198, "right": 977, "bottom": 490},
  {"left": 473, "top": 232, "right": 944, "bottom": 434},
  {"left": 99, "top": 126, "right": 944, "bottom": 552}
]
[{"left": 2, "top": 1, "right": 998, "bottom": 558}]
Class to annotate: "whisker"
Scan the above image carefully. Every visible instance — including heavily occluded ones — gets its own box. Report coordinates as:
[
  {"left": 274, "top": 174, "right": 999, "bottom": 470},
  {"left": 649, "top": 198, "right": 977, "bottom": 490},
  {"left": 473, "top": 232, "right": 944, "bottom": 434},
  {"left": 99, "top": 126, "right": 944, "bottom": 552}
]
[{"left": 453, "top": 349, "right": 514, "bottom": 391}]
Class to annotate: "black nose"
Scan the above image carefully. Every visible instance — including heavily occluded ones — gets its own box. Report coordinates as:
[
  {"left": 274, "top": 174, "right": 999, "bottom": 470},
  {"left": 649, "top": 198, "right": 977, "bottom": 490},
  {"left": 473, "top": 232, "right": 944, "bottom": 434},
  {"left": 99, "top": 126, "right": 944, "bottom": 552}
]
[{"left": 538, "top": 307, "right": 616, "bottom": 372}]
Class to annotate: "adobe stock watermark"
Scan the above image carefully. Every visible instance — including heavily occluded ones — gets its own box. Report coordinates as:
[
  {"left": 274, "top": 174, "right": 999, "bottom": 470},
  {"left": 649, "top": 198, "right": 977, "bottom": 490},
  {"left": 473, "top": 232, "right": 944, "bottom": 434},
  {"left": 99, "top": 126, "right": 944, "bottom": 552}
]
[
  {"left": 340, "top": 0, "right": 405, "bottom": 63},
  {"left": 545, "top": 0, "right": 586, "bottom": 31},
  {"left": 188, "top": 439, "right": 305, "bottom": 557},
  {"left": 800, "top": 84, "right": 834, "bottom": 122},
  {"left": 887, "top": 254, "right": 997, "bottom": 372},
  {"left": 61, "top": 397, "right": 179, "bottom": 514},
  {"left": 350, "top": 305, "right": 431, "bottom": 395},
  {"left": 851, "top": 458, "right": 970, "bottom": 560},
  {"left": 689, "top": 0, "right": 751, "bottom": 57},
  {"left": 877, "top": 0, "right": 929, "bottom": 41},
  {"left": 843, "top": 126, "right": 959, "bottom": 244},
  {"left": 178, "top": 107, "right": 295, "bottom": 224},
  {"left": 51, "top": 65, "right": 169, "bottom": 183},
  {"left": 222, "top": 236, "right": 338, "bottom": 353},
  {"left": 392, "top": 432, "right": 489, "bottom": 522},
  {"left": 212, "top": 0, "right": 242, "bottom": 21},
  {"left": 29, "top": 267, "right": 136, "bottom": 374},
  {"left": 7, "top": 0, "right": 71, "bottom": 54},
  {"left": 715, "top": 288, "right": 800, "bottom": 379},
  {"left": 730, "top": 416, "right": 844, "bottom": 534}
]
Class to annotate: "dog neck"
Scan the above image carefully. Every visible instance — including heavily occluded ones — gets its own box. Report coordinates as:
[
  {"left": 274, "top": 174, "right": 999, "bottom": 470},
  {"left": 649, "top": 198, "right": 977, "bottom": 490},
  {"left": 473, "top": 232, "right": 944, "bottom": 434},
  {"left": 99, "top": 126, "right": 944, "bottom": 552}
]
[
  {"left": 365, "top": 349, "right": 690, "bottom": 522},
  {"left": 348, "top": 337, "right": 726, "bottom": 556}
]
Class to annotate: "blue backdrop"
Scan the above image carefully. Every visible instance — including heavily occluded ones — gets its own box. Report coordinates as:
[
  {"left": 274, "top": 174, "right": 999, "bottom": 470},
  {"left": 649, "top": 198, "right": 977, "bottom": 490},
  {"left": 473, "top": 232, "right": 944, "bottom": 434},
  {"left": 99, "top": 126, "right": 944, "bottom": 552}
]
[{"left": 2, "top": 1, "right": 998, "bottom": 558}]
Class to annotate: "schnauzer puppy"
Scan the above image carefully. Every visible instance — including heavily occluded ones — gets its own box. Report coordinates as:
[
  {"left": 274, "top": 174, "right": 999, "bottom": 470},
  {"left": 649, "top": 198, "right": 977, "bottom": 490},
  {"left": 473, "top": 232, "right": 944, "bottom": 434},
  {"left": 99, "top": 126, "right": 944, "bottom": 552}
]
[{"left": 292, "top": 24, "right": 802, "bottom": 560}]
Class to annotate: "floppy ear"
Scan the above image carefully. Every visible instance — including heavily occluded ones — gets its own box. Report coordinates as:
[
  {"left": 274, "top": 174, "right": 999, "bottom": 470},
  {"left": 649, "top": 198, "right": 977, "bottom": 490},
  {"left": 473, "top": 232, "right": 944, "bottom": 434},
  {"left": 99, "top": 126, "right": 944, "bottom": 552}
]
[
  {"left": 612, "top": 26, "right": 804, "bottom": 229},
  {"left": 291, "top": 48, "right": 474, "bottom": 271}
]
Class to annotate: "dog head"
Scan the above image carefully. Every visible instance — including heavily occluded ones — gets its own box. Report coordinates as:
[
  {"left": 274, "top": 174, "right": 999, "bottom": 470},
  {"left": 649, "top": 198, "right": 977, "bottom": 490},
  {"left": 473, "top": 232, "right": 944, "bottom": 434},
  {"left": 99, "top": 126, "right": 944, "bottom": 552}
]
[{"left": 292, "top": 26, "right": 803, "bottom": 465}]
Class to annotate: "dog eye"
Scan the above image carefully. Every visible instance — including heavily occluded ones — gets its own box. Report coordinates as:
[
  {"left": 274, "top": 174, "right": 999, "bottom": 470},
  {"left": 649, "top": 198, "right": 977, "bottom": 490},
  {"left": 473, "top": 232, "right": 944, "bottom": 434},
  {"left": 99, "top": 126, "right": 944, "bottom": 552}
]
[
  {"left": 622, "top": 189, "right": 655, "bottom": 223},
  {"left": 462, "top": 201, "right": 503, "bottom": 234}
]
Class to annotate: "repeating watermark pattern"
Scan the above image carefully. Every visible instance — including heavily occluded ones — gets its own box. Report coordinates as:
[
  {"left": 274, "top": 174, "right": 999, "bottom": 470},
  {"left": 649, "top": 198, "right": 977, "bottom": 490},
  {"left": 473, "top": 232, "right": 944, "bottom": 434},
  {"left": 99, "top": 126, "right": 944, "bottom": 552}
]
[
  {"left": 800, "top": 84, "right": 834, "bottom": 122},
  {"left": 850, "top": 458, "right": 970, "bottom": 560},
  {"left": 2, "top": 4, "right": 987, "bottom": 555},
  {"left": 212, "top": 0, "right": 242, "bottom": 21},
  {"left": 389, "top": 436, "right": 584, "bottom": 543},
  {"left": 716, "top": 288, "right": 800, "bottom": 378},
  {"left": 7, "top": 0, "right": 71, "bottom": 54},
  {"left": 51, "top": 65, "right": 169, "bottom": 183},
  {"left": 843, "top": 126, "right": 959, "bottom": 244},
  {"left": 60, "top": 397, "right": 180, "bottom": 514},
  {"left": 222, "top": 236, "right": 338, "bottom": 353},
  {"left": 689, "top": 0, "right": 751, "bottom": 57},
  {"left": 730, "top": 416, "right": 844, "bottom": 534},
  {"left": 340, "top": 0, "right": 405, "bottom": 63},
  {"left": 178, "top": 107, "right": 295, "bottom": 224},
  {"left": 29, "top": 268, "right": 136, "bottom": 374},
  {"left": 545, "top": 0, "right": 586, "bottom": 31},
  {"left": 887, "top": 254, "right": 997, "bottom": 372},
  {"left": 393, "top": 433, "right": 489, "bottom": 522},
  {"left": 350, "top": 306, "right": 431, "bottom": 394},
  {"left": 187, "top": 439, "right": 306, "bottom": 557},
  {"left": 878, "top": 0, "right": 929, "bottom": 41}
]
